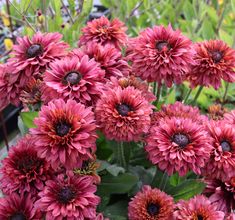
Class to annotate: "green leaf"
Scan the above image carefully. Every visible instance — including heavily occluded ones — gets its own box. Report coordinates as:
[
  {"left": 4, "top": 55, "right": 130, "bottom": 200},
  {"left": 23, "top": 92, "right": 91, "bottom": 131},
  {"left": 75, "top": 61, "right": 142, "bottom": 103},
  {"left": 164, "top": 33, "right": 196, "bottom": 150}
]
[
  {"left": 201, "top": 19, "right": 214, "bottom": 39},
  {"left": 106, "top": 164, "right": 125, "bottom": 176},
  {"left": 167, "top": 179, "right": 205, "bottom": 201},
  {"left": 97, "top": 173, "right": 138, "bottom": 196},
  {"left": 169, "top": 172, "right": 187, "bottom": 187},
  {"left": 104, "top": 200, "right": 128, "bottom": 219},
  {"left": 166, "top": 88, "right": 176, "bottom": 104},
  {"left": 20, "top": 111, "right": 38, "bottom": 128}
]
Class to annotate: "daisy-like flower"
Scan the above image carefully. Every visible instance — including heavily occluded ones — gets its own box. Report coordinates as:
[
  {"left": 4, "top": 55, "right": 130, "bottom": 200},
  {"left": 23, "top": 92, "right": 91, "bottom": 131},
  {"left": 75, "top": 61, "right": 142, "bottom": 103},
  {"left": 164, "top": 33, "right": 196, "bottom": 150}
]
[
  {"left": 127, "top": 25, "right": 194, "bottom": 87},
  {"left": 204, "top": 178, "right": 235, "bottom": 215},
  {"left": 9, "top": 32, "right": 69, "bottom": 77},
  {"left": 20, "top": 77, "right": 42, "bottom": 108},
  {"left": 226, "top": 213, "right": 235, "bottom": 220},
  {"left": 95, "top": 86, "right": 154, "bottom": 142},
  {"left": 224, "top": 110, "right": 235, "bottom": 125},
  {"left": 173, "top": 195, "right": 224, "bottom": 220},
  {"left": 107, "top": 76, "right": 156, "bottom": 102},
  {"left": 145, "top": 117, "right": 212, "bottom": 176},
  {"left": 43, "top": 55, "right": 105, "bottom": 106},
  {"left": 188, "top": 40, "right": 235, "bottom": 89},
  {"left": 128, "top": 185, "right": 174, "bottom": 220},
  {"left": 74, "top": 157, "right": 101, "bottom": 184},
  {"left": 30, "top": 99, "right": 97, "bottom": 169},
  {"left": 208, "top": 104, "right": 228, "bottom": 121},
  {"left": 202, "top": 121, "right": 235, "bottom": 182},
  {"left": 0, "top": 136, "right": 51, "bottom": 196},
  {"left": 79, "top": 16, "right": 127, "bottom": 49},
  {"left": 36, "top": 173, "right": 100, "bottom": 220},
  {"left": 80, "top": 42, "right": 130, "bottom": 78},
  {"left": 0, "top": 63, "right": 22, "bottom": 110},
  {"left": 150, "top": 101, "right": 206, "bottom": 126},
  {"left": 0, "top": 193, "right": 42, "bottom": 220}
]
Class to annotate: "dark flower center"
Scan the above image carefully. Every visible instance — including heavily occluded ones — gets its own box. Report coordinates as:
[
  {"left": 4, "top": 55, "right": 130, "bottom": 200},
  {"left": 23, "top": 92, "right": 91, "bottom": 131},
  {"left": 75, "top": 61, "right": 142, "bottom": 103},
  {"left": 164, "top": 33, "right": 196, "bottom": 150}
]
[
  {"left": 27, "top": 44, "right": 43, "bottom": 58},
  {"left": 55, "top": 122, "right": 71, "bottom": 137},
  {"left": 173, "top": 133, "right": 189, "bottom": 148},
  {"left": 116, "top": 103, "right": 131, "bottom": 116},
  {"left": 197, "top": 215, "right": 204, "bottom": 220},
  {"left": 221, "top": 140, "right": 231, "bottom": 152},
  {"left": 10, "top": 213, "right": 26, "bottom": 220},
  {"left": 64, "top": 71, "right": 82, "bottom": 85},
  {"left": 147, "top": 203, "right": 160, "bottom": 216},
  {"left": 211, "top": 51, "right": 223, "bottom": 63},
  {"left": 58, "top": 186, "right": 75, "bottom": 204},
  {"left": 156, "top": 41, "right": 171, "bottom": 52},
  {"left": 17, "top": 155, "right": 42, "bottom": 173}
]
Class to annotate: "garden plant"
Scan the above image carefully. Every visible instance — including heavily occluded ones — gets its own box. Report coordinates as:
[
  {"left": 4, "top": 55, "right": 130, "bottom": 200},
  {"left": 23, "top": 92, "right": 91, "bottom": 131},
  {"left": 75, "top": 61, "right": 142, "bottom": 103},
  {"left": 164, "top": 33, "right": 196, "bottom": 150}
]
[{"left": 0, "top": 0, "right": 235, "bottom": 219}]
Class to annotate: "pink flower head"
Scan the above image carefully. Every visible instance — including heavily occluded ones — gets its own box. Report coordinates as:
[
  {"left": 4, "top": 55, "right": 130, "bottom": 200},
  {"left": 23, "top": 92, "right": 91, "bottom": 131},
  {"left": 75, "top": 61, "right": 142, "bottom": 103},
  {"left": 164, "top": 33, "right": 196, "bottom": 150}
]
[
  {"left": 127, "top": 25, "right": 194, "bottom": 87},
  {"left": 36, "top": 173, "right": 100, "bottom": 220},
  {"left": 188, "top": 40, "right": 235, "bottom": 89},
  {"left": 43, "top": 55, "right": 105, "bottom": 106},
  {"left": 80, "top": 42, "right": 130, "bottom": 78},
  {"left": 202, "top": 121, "right": 235, "bottom": 182},
  {"left": 224, "top": 110, "right": 235, "bottom": 126},
  {"left": 30, "top": 99, "right": 97, "bottom": 169},
  {"left": 95, "top": 86, "right": 154, "bottom": 142},
  {"left": 150, "top": 101, "right": 206, "bottom": 126},
  {"left": 145, "top": 117, "right": 212, "bottom": 176},
  {"left": 204, "top": 178, "right": 235, "bottom": 215},
  {"left": 173, "top": 195, "right": 225, "bottom": 220},
  {"left": 10, "top": 32, "right": 69, "bottom": 76},
  {"left": 128, "top": 185, "right": 174, "bottom": 220},
  {"left": 226, "top": 213, "right": 235, "bottom": 220},
  {"left": 0, "top": 62, "right": 24, "bottom": 109},
  {"left": 0, "top": 193, "right": 42, "bottom": 219},
  {"left": 0, "top": 136, "right": 51, "bottom": 196},
  {"left": 79, "top": 16, "right": 128, "bottom": 49},
  {"left": 107, "top": 75, "right": 156, "bottom": 102}
]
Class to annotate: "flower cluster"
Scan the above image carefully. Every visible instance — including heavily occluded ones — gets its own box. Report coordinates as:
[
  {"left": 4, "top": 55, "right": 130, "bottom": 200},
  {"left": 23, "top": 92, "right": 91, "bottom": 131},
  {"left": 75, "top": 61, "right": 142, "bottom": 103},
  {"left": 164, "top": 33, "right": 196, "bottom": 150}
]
[{"left": 0, "top": 15, "right": 235, "bottom": 219}]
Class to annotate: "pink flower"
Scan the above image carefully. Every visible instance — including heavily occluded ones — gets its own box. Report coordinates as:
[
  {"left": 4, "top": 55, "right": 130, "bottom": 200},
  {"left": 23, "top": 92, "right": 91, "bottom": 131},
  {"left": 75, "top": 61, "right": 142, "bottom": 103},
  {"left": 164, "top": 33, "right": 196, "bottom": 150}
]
[
  {"left": 30, "top": 99, "right": 97, "bottom": 169},
  {"left": 9, "top": 32, "right": 69, "bottom": 77},
  {"left": 95, "top": 86, "right": 154, "bottom": 142},
  {"left": 78, "top": 42, "right": 130, "bottom": 78},
  {"left": 106, "top": 75, "right": 156, "bottom": 102},
  {"left": 224, "top": 110, "right": 235, "bottom": 125},
  {"left": 145, "top": 117, "right": 212, "bottom": 176},
  {"left": 128, "top": 185, "right": 174, "bottom": 220},
  {"left": 36, "top": 173, "right": 100, "bottom": 220},
  {"left": 202, "top": 121, "right": 235, "bottom": 182},
  {"left": 0, "top": 193, "right": 42, "bottom": 219},
  {"left": 204, "top": 178, "right": 235, "bottom": 215},
  {"left": 0, "top": 62, "right": 23, "bottom": 109},
  {"left": 173, "top": 195, "right": 225, "bottom": 220},
  {"left": 150, "top": 101, "right": 206, "bottom": 126},
  {"left": 127, "top": 25, "right": 194, "bottom": 87},
  {"left": 79, "top": 16, "right": 127, "bottom": 49},
  {"left": 0, "top": 136, "right": 51, "bottom": 196},
  {"left": 188, "top": 40, "right": 235, "bottom": 89},
  {"left": 43, "top": 55, "right": 105, "bottom": 106}
]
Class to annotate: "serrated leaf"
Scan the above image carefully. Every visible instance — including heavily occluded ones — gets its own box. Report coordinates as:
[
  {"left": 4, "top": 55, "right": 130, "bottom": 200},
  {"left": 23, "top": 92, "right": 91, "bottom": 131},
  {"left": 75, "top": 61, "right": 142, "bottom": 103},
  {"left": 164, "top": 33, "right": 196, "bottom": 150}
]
[{"left": 20, "top": 111, "right": 38, "bottom": 128}]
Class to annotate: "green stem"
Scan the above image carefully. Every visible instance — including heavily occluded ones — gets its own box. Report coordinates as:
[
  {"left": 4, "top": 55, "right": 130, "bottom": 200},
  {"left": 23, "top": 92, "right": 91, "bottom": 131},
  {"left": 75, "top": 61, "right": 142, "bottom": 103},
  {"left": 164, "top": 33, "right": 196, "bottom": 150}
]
[
  {"left": 222, "top": 82, "right": 229, "bottom": 105},
  {"left": 183, "top": 88, "right": 192, "bottom": 104},
  {"left": 153, "top": 82, "right": 157, "bottom": 95},
  {"left": 159, "top": 171, "right": 167, "bottom": 189},
  {"left": 118, "top": 142, "right": 127, "bottom": 169},
  {"left": 154, "top": 82, "right": 162, "bottom": 107},
  {"left": 192, "top": 86, "right": 203, "bottom": 105}
]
